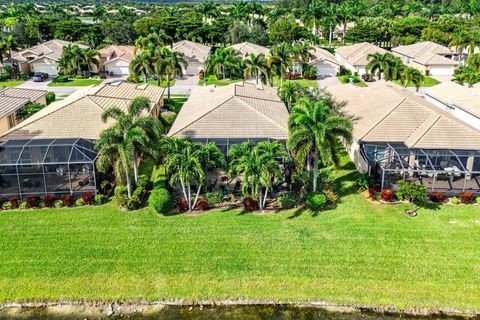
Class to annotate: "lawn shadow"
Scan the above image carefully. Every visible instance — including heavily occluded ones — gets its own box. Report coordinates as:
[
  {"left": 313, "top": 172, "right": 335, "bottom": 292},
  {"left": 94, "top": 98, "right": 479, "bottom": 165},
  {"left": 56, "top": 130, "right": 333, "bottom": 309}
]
[{"left": 287, "top": 207, "right": 304, "bottom": 219}]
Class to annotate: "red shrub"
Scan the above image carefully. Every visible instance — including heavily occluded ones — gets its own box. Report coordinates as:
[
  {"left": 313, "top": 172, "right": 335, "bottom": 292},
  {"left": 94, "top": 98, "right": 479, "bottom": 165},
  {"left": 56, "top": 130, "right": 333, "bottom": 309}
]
[
  {"left": 81, "top": 192, "right": 94, "bottom": 205},
  {"left": 178, "top": 197, "right": 189, "bottom": 212},
  {"left": 43, "top": 195, "right": 56, "bottom": 208},
  {"left": 368, "top": 186, "right": 377, "bottom": 198},
  {"left": 380, "top": 189, "right": 394, "bottom": 202},
  {"left": 8, "top": 197, "right": 19, "bottom": 209},
  {"left": 62, "top": 194, "right": 75, "bottom": 207},
  {"left": 243, "top": 196, "right": 258, "bottom": 212},
  {"left": 195, "top": 196, "right": 209, "bottom": 211},
  {"left": 429, "top": 192, "right": 445, "bottom": 203},
  {"left": 459, "top": 192, "right": 474, "bottom": 204},
  {"left": 25, "top": 195, "right": 41, "bottom": 208}
]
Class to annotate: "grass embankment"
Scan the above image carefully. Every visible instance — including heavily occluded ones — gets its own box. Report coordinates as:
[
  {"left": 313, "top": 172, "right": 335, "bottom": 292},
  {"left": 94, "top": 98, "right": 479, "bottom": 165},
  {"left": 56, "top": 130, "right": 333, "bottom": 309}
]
[
  {"left": 394, "top": 76, "right": 441, "bottom": 88},
  {"left": 0, "top": 159, "right": 480, "bottom": 310},
  {"left": 0, "top": 80, "right": 25, "bottom": 87},
  {"left": 48, "top": 79, "right": 104, "bottom": 87}
]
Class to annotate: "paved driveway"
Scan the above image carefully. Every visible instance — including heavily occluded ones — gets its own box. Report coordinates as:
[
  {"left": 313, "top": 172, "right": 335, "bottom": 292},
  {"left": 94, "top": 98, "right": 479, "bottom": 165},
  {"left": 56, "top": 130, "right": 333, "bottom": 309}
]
[
  {"left": 16, "top": 79, "right": 81, "bottom": 96},
  {"left": 171, "top": 75, "right": 199, "bottom": 95},
  {"left": 317, "top": 76, "right": 341, "bottom": 89}
]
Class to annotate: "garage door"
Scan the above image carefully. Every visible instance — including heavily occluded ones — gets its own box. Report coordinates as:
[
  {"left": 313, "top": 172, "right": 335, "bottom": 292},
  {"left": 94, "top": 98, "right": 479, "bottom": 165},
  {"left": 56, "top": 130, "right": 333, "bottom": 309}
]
[
  {"left": 32, "top": 64, "right": 58, "bottom": 76},
  {"left": 107, "top": 66, "right": 130, "bottom": 76},
  {"left": 429, "top": 66, "right": 454, "bottom": 76},
  {"left": 316, "top": 65, "right": 337, "bottom": 76}
]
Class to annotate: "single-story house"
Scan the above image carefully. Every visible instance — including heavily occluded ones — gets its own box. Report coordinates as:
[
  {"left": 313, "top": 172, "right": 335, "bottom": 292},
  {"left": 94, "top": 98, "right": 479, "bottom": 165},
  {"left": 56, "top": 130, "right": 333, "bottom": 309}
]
[
  {"left": 334, "top": 42, "right": 387, "bottom": 76},
  {"left": 0, "top": 81, "right": 164, "bottom": 199},
  {"left": 11, "top": 40, "right": 89, "bottom": 76},
  {"left": 328, "top": 83, "right": 480, "bottom": 194},
  {"left": 171, "top": 40, "right": 211, "bottom": 76},
  {"left": 98, "top": 45, "right": 136, "bottom": 76},
  {"left": 0, "top": 88, "right": 47, "bottom": 134},
  {"left": 228, "top": 42, "right": 270, "bottom": 58},
  {"left": 309, "top": 46, "right": 342, "bottom": 77},
  {"left": 168, "top": 82, "right": 288, "bottom": 153},
  {"left": 425, "top": 82, "right": 480, "bottom": 129},
  {"left": 392, "top": 41, "right": 458, "bottom": 76}
]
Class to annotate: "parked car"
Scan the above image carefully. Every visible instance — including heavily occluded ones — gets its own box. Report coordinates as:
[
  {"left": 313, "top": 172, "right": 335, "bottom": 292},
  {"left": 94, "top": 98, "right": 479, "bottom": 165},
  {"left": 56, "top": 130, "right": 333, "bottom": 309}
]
[
  {"left": 32, "top": 72, "right": 49, "bottom": 82},
  {"left": 361, "top": 74, "right": 374, "bottom": 82}
]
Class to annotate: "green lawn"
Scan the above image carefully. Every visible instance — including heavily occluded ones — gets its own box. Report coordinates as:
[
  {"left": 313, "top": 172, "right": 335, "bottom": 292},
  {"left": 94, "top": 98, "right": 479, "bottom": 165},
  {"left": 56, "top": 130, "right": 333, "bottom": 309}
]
[
  {"left": 0, "top": 80, "right": 25, "bottom": 87},
  {"left": 1, "top": 164, "right": 480, "bottom": 310},
  {"left": 48, "top": 79, "right": 104, "bottom": 87},
  {"left": 147, "top": 79, "right": 176, "bottom": 87},
  {"left": 198, "top": 75, "right": 244, "bottom": 86},
  {"left": 394, "top": 76, "right": 441, "bottom": 88},
  {"left": 273, "top": 77, "right": 319, "bottom": 88}
]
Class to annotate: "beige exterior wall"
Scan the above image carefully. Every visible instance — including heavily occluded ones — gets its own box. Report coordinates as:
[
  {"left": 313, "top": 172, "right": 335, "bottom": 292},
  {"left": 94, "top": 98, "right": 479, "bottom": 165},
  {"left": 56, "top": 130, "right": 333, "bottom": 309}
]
[
  {"left": 0, "top": 113, "right": 17, "bottom": 135},
  {"left": 345, "top": 139, "right": 369, "bottom": 173},
  {"left": 410, "top": 61, "right": 428, "bottom": 74}
]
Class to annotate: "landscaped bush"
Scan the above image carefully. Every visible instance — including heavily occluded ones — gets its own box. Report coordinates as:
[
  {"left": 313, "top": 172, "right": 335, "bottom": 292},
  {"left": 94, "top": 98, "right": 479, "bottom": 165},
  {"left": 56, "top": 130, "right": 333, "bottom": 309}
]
[
  {"left": 94, "top": 194, "right": 106, "bottom": 205},
  {"left": 306, "top": 192, "right": 328, "bottom": 211},
  {"left": 114, "top": 186, "right": 129, "bottom": 208},
  {"left": 339, "top": 75, "right": 350, "bottom": 84},
  {"left": 243, "top": 196, "right": 258, "bottom": 212},
  {"left": 137, "top": 174, "right": 152, "bottom": 191},
  {"left": 19, "top": 201, "right": 28, "bottom": 209},
  {"left": 19, "top": 72, "right": 29, "bottom": 80},
  {"left": 53, "top": 75, "right": 69, "bottom": 83},
  {"left": 2, "top": 202, "right": 12, "bottom": 210},
  {"left": 459, "top": 192, "right": 474, "bottom": 204},
  {"left": 380, "top": 189, "right": 394, "bottom": 202},
  {"left": 429, "top": 192, "right": 446, "bottom": 203},
  {"left": 396, "top": 181, "right": 427, "bottom": 204},
  {"left": 75, "top": 198, "right": 85, "bottom": 206},
  {"left": 46, "top": 92, "right": 56, "bottom": 105},
  {"left": 25, "top": 195, "right": 41, "bottom": 208},
  {"left": 448, "top": 197, "right": 461, "bottom": 205},
  {"left": 476, "top": 196, "right": 480, "bottom": 204},
  {"left": 195, "top": 196, "right": 209, "bottom": 211},
  {"left": 43, "top": 195, "right": 56, "bottom": 208},
  {"left": 324, "top": 189, "right": 339, "bottom": 204},
  {"left": 54, "top": 199, "right": 64, "bottom": 208},
  {"left": 355, "top": 173, "right": 370, "bottom": 191},
  {"left": 302, "top": 65, "right": 317, "bottom": 79},
  {"left": 338, "top": 66, "right": 352, "bottom": 76},
  {"left": 178, "top": 197, "right": 189, "bottom": 212},
  {"left": 62, "top": 194, "right": 74, "bottom": 207},
  {"left": 148, "top": 188, "right": 173, "bottom": 213},
  {"left": 8, "top": 197, "right": 19, "bottom": 209},
  {"left": 81, "top": 192, "right": 94, "bottom": 205},
  {"left": 278, "top": 192, "right": 298, "bottom": 209},
  {"left": 204, "top": 192, "right": 224, "bottom": 207}
]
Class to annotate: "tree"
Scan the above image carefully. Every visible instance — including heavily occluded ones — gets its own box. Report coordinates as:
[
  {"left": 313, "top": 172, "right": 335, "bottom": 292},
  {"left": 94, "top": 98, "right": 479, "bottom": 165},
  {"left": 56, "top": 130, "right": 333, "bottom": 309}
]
[
  {"left": 96, "top": 97, "right": 164, "bottom": 197},
  {"left": 292, "top": 41, "right": 312, "bottom": 68},
  {"left": 81, "top": 48, "right": 100, "bottom": 76},
  {"left": 366, "top": 52, "right": 403, "bottom": 80},
  {"left": 16, "top": 102, "right": 45, "bottom": 121},
  {"left": 1, "top": 35, "right": 18, "bottom": 64},
  {"left": 288, "top": 98, "right": 352, "bottom": 192},
  {"left": 93, "top": 5, "right": 107, "bottom": 22},
  {"left": 206, "top": 47, "right": 242, "bottom": 80},
  {"left": 243, "top": 53, "right": 268, "bottom": 84},
  {"left": 278, "top": 81, "right": 301, "bottom": 111},
  {"left": 163, "top": 49, "right": 188, "bottom": 101},
  {"left": 58, "top": 44, "right": 84, "bottom": 76},
  {"left": 302, "top": 0, "right": 324, "bottom": 37},
  {"left": 400, "top": 67, "right": 425, "bottom": 91},
  {"left": 130, "top": 51, "right": 153, "bottom": 83},
  {"left": 268, "top": 42, "right": 293, "bottom": 86},
  {"left": 268, "top": 18, "right": 311, "bottom": 44},
  {"left": 338, "top": 1, "right": 356, "bottom": 44},
  {"left": 323, "top": 3, "right": 339, "bottom": 47}
]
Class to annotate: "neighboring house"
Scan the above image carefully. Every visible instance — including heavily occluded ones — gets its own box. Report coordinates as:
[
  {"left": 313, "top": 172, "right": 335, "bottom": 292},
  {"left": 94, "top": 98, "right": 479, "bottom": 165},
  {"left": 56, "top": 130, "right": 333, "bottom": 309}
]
[
  {"left": 0, "top": 81, "right": 164, "bottom": 199},
  {"left": 0, "top": 88, "right": 47, "bottom": 134},
  {"left": 11, "top": 40, "right": 89, "bottom": 76},
  {"left": 309, "top": 46, "right": 342, "bottom": 77},
  {"left": 228, "top": 42, "right": 270, "bottom": 58},
  {"left": 425, "top": 82, "right": 480, "bottom": 129},
  {"left": 392, "top": 41, "right": 458, "bottom": 76},
  {"left": 171, "top": 40, "right": 211, "bottom": 76},
  {"left": 334, "top": 42, "right": 387, "bottom": 75},
  {"left": 328, "top": 83, "right": 480, "bottom": 194},
  {"left": 98, "top": 45, "right": 135, "bottom": 76},
  {"left": 168, "top": 82, "right": 289, "bottom": 153}
]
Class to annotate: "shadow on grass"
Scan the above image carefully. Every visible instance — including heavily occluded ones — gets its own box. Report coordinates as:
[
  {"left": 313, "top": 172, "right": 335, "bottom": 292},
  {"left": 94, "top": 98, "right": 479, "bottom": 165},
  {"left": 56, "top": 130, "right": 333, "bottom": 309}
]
[{"left": 287, "top": 207, "right": 304, "bottom": 219}]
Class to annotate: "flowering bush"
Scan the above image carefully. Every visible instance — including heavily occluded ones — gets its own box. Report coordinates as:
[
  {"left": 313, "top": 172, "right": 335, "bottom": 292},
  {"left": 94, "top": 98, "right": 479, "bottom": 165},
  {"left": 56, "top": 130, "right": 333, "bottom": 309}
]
[
  {"left": 25, "top": 195, "right": 41, "bottom": 208},
  {"left": 81, "top": 192, "right": 94, "bottom": 205},
  {"left": 459, "top": 192, "right": 474, "bottom": 204},
  {"left": 62, "top": 194, "right": 74, "bottom": 207},
  {"left": 429, "top": 192, "right": 445, "bottom": 203},
  {"left": 380, "top": 189, "right": 394, "bottom": 202},
  {"left": 43, "top": 195, "right": 56, "bottom": 208},
  {"left": 195, "top": 196, "right": 209, "bottom": 211},
  {"left": 8, "top": 197, "right": 19, "bottom": 209}
]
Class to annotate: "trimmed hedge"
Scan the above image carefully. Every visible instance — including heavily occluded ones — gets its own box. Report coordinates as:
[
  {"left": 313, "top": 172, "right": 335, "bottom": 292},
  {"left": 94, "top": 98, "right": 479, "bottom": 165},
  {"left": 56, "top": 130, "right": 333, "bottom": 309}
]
[
  {"left": 306, "top": 192, "right": 328, "bottom": 211},
  {"left": 148, "top": 188, "right": 173, "bottom": 214}
]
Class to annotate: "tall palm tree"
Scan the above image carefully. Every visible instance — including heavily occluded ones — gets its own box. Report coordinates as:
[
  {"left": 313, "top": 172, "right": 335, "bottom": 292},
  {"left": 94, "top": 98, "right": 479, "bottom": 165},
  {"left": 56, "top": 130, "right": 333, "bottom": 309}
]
[
  {"left": 366, "top": 53, "right": 402, "bottom": 80},
  {"left": 338, "top": 1, "right": 355, "bottom": 44},
  {"left": 323, "top": 3, "right": 339, "bottom": 48},
  {"left": 278, "top": 81, "right": 299, "bottom": 111},
  {"left": 302, "top": 0, "right": 324, "bottom": 37},
  {"left": 288, "top": 99, "right": 352, "bottom": 192},
  {"left": 268, "top": 42, "right": 293, "bottom": 86},
  {"left": 243, "top": 53, "right": 268, "bottom": 84},
  {"left": 400, "top": 67, "right": 425, "bottom": 91},
  {"left": 58, "top": 44, "right": 83, "bottom": 76},
  {"left": 292, "top": 41, "right": 313, "bottom": 71},
  {"left": 96, "top": 97, "right": 163, "bottom": 197},
  {"left": 164, "top": 50, "right": 188, "bottom": 101},
  {"left": 2, "top": 35, "right": 18, "bottom": 76},
  {"left": 206, "top": 47, "right": 242, "bottom": 80},
  {"left": 130, "top": 51, "right": 153, "bottom": 83},
  {"left": 81, "top": 48, "right": 100, "bottom": 76}
]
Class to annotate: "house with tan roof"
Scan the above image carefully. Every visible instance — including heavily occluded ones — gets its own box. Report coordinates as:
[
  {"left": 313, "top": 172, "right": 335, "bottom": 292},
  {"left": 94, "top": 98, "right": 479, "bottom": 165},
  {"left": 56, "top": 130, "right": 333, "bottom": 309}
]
[
  {"left": 392, "top": 41, "right": 458, "bottom": 76},
  {"left": 228, "top": 42, "right": 270, "bottom": 58},
  {"left": 308, "top": 46, "right": 342, "bottom": 77},
  {"left": 425, "top": 82, "right": 480, "bottom": 129},
  {"left": 11, "top": 40, "right": 89, "bottom": 76},
  {"left": 329, "top": 83, "right": 480, "bottom": 194},
  {"left": 334, "top": 42, "right": 387, "bottom": 75},
  {"left": 168, "top": 82, "right": 288, "bottom": 153},
  {"left": 98, "top": 45, "right": 136, "bottom": 76},
  {"left": 172, "top": 40, "right": 211, "bottom": 76}
]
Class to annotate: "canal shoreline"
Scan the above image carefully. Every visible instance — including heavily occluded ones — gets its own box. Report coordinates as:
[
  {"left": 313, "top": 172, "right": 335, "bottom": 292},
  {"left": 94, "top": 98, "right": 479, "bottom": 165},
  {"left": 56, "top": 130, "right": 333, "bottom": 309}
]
[{"left": 1, "top": 300, "right": 479, "bottom": 319}]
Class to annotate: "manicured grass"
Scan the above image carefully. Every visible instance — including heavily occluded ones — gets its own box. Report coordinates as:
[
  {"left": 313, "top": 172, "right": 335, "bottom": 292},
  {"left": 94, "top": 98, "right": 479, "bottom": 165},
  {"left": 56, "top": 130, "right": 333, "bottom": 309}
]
[
  {"left": 48, "top": 79, "right": 104, "bottom": 87},
  {"left": 198, "top": 75, "right": 243, "bottom": 86},
  {"left": 147, "top": 79, "right": 176, "bottom": 87},
  {"left": 0, "top": 80, "right": 25, "bottom": 87},
  {"left": 1, "top": 165, "right": 480, "bottom": 309},
  {"left": 337, "top": 75, "right": 368, "bottom": 87},
  {"left": 273, "top": 77, "right": 319, "bottom": 88},
  {"left": 164, "top": 97, "right": 187, "bottom": 113},
  {"left": 394, "top": 76, "right": 441, "bottom": 88}
]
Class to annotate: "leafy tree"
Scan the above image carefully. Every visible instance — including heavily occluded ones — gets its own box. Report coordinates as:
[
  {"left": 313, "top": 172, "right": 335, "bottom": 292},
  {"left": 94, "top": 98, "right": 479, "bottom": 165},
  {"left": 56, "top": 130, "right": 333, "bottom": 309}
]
[
  {"left": 268, "top": 42, "right": 294, "bottom": 86},
  {"left": 93, "top": 5, "right": 107, "bottom": 22},
  {"left": 243, "top": 53, "right": 268, "bottom": 84},
  {"left": 400, "top": 67, "right": 425, "bottom": 91},
  {"left": 130, "top": 51, "right": 153, "bottom": 83},
  {"left": 278, "top": 81, "right": 301, "bottom": 111},
  {"left": 206, "top": 47, "right": 242, "bottom": 80},
  {"left": 366, "top": 52, "right": 404, "bottom": 80},
  {"left": 268, "top": 18, "right": 311, "bottom": 44},
  {"left": 16, "top": 102, "right": 45, "bottom": 121}
]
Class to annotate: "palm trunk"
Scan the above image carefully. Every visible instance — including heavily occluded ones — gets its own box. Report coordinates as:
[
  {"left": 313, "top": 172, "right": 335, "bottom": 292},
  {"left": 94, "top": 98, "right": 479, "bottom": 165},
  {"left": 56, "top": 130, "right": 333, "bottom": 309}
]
[
  {"left": 256, "top": 71, "right": 259, "bottom": 84},
  {"left": 192, "top": 184, "right": 202, "bottom": 210},
  {"left": 343, "top": 21, "right": 347, "bottom": 45},
  {"left": 306, "top": 153, "right": 311, "bottom": 171},
  {"left": 313, "top": 153, "right": 319, "bottom": 193},
  {"left": 125, "top": 171, "right": 132, "bottom": 198},
  {"left": 144, "top": 71, "right": 148, "bottom": 84},
  {"left": 329, "top": 24, "right": 333, "bottom": 47},
  {"left": 262, "top": 187, "right": 268, "bottom": 209},
  {"left": 167, "top": 74, "right": 171, "bottom": 101},
  {"left": 258, "top": 189, "right": 263, "bottom": 210},
  {"left": 180, "top": 177, "right": 188, "bottom": 208},
  {"left": 133, "top": 154, "right": 139, "bottom": 184}
]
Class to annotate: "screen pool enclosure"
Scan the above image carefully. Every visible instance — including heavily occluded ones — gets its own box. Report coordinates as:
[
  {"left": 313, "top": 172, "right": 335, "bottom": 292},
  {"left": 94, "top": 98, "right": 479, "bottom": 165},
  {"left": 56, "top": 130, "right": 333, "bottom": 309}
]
[{"left": 0, "top": 138, "right": 98, "bottom": 199}]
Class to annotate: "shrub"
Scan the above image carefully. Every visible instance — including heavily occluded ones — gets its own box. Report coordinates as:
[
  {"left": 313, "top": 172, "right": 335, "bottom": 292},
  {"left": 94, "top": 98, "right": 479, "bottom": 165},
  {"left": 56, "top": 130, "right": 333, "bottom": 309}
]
[
  {"left": 19, "top": 72, "right": 29, "bottom": 80},
  {"left": 114, "top": 186, "right": 129, "bottom": 208},
  {"left": 204, "top": 192, "right": 224, "bottom": 207},
  {"left": 459, "top": 192, "right": 474, "bottom": 204},
  {"left": 449, "top": 197, "right": 461, "bottom": 205},
  {"left": 43, "top": 195, "right": 56, "bottom": 208},
  {"left": 8, "top": 197, "right": 19, "bottom": 209},
  {"left": 75, "top": 198, "right": 85, "bottom": 206},
  {"left": 2, "top": 202, "right": 12, "bottom": 210},
  {"left": 125, "top": 186, "right": 143, "bottom": 210},
  {"left": 62, "top": 194, "right": 75, "bottom": 207},
  {"left": 195, "top": 196, "right": 209, "bottom": 211},
  {"left": 243, "top": 196, "right": 258, "bottom": 212},
  {"left": 278, "top": 192, "right": 298, "bottom": 209},
  {"left": 46, "top": 92, "right": 56, "bottom": 105},
  {"left": 148, "top": 188, "right": 173, "bottom": 213},
  {"left": 19, "top": 201, "right": 28, "bottom": 209},
  {"left": 53, "top": 75, "right": 69, "bottom": 83},
  {"left": 324, "top": 189, "right": 339, "bottom": 204},
  {"left": 94, "top": 194, "right": 106, "bottom": 205},
  {"left": 137, "top": 174, "right": 152, "bottom": 191},
  {"left": 306, "top": 192, "right": 328, "bottom": 211},
  {"left": 476, "top": 196, "right": 480, "bottom": 204},
  {"left": 368, "top": 186, "right": 377, "bottom": 198},
  {"left": 25, "top": 195, "right": 41, "bottom": 208},
  {"left": 429, "top": 192, "right": 445, "bottom": 203},
  {"left": 338, "top": 66, "right": 352, "bottom": 76},
  {"left": 396, "top": 181, "right": 427, "bottom": 204},
  {"left": 54, "top": 199, "right": 64, "bottom": 208},
  {"left": 355, "top": 173, "right": 370, "bottom": 191},
  {"left": 81, "top": 192, "right": 94, "bottom": 204},
  {"left": 380, "top": 189, "right": 394, "bottom": 202}
]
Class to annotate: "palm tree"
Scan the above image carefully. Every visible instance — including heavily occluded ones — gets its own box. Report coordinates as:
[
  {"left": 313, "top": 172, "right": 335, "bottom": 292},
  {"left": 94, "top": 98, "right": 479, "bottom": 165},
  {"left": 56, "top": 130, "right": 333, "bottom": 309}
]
[
  {"left": 288, "top": 98, "right": 353, "bottom": 192},
  {"left": 164, "top": 50, "right": 188, "bottom": 101},
  {"left": 366, "top": 53, "right": 402, "bottom": 80},
  {"left": 400, "top": 67, "right": 425, "bottom": 91},
  {"left": 302, "top": 0, "right": 324, "bottom": 37},
  {"left": 292, "top": 41, "right": 312, "bottom": 72},
  {"left": 198, "top": 0, "right": 219, "bottom": 21},
  {"left": 268, "top": 42, "right": 293, "bottom": 86},
  {"left": 324, "top": 3, "right": 339, "bottom": 47},
  {"left": 92, "top": 5, "right": 107, "bottom": 22},
  {"left": 96, "top": 97, "right": 164, "bottom": 197},
  {"left": 243, "top": 53, "right": 268, "bottom": 84},
  {"left": 130, "top": 51, "right": 153, "bottom": 83},
  {"left": 206, "top": 47, "right": 242, "bottom": 80},
  {"left": 278, "top": 81, "right": 299, "bottom": 111},
  {"left": 338, "top": 1, "right": 355, "bottom": 44},
  {"left": 58, "top": 44, "right": 83, "bottom": 76},
  {"left": 81, "top": 48, "right": 100, "bottom": 76}
]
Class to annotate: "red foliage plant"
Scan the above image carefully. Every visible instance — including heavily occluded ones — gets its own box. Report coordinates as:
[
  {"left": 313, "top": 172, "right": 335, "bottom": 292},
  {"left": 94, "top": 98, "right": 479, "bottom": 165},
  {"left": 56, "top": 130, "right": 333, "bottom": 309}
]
[
  {"left": 368, "top": 186, "right": 377, "bottom": 198},
  {"left": 25, "top": 195, "right": 41, "bottom": 208},
  {"left": 380, "top": 189, "right": 394, "bottom": 202},
  {"left": 195, "top": 196, "right": 209, "bottom": 211},
  {"left": 8, "top": 197, "right": 19, "bottom": 209},
  {"left": 178, "top": 197, "right": 189, "bottom": 212},
  {"left": 62, "top": 194, "right": 75, "bottom": 207},
  {"left": 243, "top": 196, "right": 258, "bottom": 212},
  {"left": 81, "top": 192, "right": 94, "bottom": 204},
  {"left": 429, "top": 192, "right": 445, "bottom": 203},
  {"left": 43, "top": 195, "right": 56, "bottom": 208},
  {"left": 459, "top": 192, "right": 474, "bottom": 204}
]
